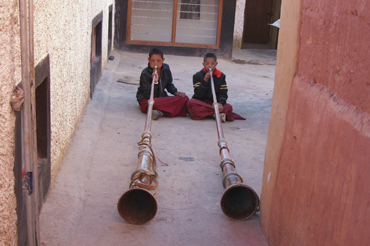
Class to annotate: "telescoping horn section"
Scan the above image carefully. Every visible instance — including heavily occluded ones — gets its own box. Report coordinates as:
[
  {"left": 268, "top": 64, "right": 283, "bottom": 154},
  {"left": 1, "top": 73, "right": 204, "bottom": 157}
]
[
  {"left": 117, "top": 66, "right": 159, "bottom": 225},
  {"left": 209, "top": 68, "right": 260, "bottom": 220}
]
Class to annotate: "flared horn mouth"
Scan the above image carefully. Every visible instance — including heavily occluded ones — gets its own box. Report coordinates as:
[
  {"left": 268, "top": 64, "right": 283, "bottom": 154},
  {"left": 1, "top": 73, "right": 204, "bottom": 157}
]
[
  {"left": 220, "top": 184, "right": 259, "bottom": 220},
  {"left": 117, "top": 188, "right": 157, "bottom": 225}
]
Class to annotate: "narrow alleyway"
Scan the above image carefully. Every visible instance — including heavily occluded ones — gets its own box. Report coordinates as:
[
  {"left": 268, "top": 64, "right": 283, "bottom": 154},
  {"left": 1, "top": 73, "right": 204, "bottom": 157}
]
[{"left": 40, "top": 49, "right": 276, "bottom": 246}]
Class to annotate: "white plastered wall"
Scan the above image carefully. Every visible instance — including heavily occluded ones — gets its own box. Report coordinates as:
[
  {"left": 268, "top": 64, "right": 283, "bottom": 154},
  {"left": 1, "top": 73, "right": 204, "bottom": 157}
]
[
  {"left": 34, "top": 0, "right": 114, "bottom": 179},
  {"left": 233, "top": 0, "right": 246, "bottom": 49},
  {"left": 0, "top": 1, "right": 20, "bottom": 244},
  {"left": 0, "top": 0, "right": 114, "bottom": 244}
]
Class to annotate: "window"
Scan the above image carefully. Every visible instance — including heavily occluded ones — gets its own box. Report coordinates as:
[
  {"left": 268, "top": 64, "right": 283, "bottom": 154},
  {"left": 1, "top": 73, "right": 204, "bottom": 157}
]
[
  {"left": 180, "top": 0, "right": 200, "bottom": 20},
  {"left": 128, "top": 0, "right": 222, "bottom": 47}
]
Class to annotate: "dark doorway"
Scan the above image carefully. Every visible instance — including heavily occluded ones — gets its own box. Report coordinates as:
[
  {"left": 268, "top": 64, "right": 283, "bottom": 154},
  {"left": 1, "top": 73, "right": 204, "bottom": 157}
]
[
  {"left": 35, "top": 75, "right": 51, "bottom": 212},
  {"left": 108, "top": 5, "right": 113, "bottom": 58},
  {"left": 90, "top": 12, "right": 103, "bottom": 98},
  {"left": 242, "top": 0, "right": 274, "bottom": 48},
  {"left": 34, "top": 54, "right": 52, "bottom": 214}
]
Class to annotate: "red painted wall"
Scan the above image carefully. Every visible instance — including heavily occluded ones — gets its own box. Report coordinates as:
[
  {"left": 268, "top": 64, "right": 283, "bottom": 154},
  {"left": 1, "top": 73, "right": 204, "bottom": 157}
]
[
  {"left": 298, "top": 0, "right": 370, "bottom": 113},
  {"left": 265, "top": 0, "right": 370, "bottom": 245}
]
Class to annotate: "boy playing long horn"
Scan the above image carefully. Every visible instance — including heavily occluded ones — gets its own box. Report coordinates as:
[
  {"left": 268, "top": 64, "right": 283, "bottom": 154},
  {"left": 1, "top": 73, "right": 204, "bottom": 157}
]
[
  {"left": 187, "top": 53, "right": 245, "bottom": 122},
  {"left": 136, "top": 48, "right": 189, "bottom": 120}
]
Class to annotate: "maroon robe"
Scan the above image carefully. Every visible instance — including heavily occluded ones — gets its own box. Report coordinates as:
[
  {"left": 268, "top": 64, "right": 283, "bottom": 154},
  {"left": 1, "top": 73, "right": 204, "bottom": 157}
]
[
  {"left": 139, "top": 96, "right": 189, "bottom": 117},
  {"left": 187, "top": 98, "right": 245, "bottom": 121}
]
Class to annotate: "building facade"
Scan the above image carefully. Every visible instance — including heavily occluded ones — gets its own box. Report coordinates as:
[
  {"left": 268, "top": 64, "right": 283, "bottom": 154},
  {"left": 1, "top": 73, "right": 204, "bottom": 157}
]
[{"left": 0, "top": 0, "right": 114, "bottom": 244}]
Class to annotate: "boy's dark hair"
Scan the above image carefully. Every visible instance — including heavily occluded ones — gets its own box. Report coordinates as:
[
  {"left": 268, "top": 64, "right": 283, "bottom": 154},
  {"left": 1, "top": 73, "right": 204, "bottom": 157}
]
[
  {"left": 203, "top": 53, "right": 217, "bottom": 61},
  {"left": 149, "top": 48, "right": 164, "bottom": 59}
]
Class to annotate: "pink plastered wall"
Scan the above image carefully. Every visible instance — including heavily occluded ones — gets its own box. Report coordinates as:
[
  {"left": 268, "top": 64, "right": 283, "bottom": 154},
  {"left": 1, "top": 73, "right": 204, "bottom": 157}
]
[
  {"left": 263, "top": 0, "right": 370, "bottom": 245},
  {"left": 298, "top": 0, "right": 370, "bottom": 113}
]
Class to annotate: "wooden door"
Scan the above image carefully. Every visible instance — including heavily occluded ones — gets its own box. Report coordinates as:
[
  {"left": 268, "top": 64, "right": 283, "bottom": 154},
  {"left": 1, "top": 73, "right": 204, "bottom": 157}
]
[{"left": 243, "top": 0, "right": 273, "bottom": 44}]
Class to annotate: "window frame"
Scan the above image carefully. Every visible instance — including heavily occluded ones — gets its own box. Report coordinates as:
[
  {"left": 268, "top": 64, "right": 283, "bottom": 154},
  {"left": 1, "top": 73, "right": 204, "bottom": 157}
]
[{"left": 126, "top": 0, "right": 223, "bottom": 48}]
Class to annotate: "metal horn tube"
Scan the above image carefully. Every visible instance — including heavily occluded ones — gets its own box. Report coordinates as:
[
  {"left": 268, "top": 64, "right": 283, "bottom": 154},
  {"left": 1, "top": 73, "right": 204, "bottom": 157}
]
[
  {"left": 117, "top": 66, "right": 159, "bottom": 225},
  {"left": 209, "top": 68, "right": 260, "bottom": 220}
]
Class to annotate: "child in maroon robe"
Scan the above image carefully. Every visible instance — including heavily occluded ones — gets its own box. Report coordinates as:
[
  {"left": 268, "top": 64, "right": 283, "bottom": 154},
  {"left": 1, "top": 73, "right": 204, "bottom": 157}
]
[
  {"left": 187, "top": 53, "right": 245, "bottom": 122},
  {"left": 136, "top": 48, "right": 189, "bottom": 120}
]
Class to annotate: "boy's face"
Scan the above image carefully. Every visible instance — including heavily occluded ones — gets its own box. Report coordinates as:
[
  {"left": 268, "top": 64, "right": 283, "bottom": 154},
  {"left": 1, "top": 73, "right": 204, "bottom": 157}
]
[
  {"left": 203, "top": 58, "right": 218, "bottom": 72},
  {"left": 148, "top": 54, "right": 165, "bottom": 70}
]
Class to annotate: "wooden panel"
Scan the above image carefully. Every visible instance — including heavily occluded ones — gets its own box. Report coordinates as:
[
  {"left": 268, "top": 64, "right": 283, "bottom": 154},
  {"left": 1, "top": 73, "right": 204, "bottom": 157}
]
[
  {"left": 171, "top": 0, "right": 178, "bottom": 42},
  {"left": 243, "top": 0, "right": 273, "bottom": 44},
  {"left": 216, "top": 0, "right": 223, "bottom": 47}
]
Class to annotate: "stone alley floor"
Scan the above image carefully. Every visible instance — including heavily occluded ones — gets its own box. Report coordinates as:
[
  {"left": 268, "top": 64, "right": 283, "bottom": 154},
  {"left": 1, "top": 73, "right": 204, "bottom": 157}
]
[{"left": 39, "top": 49, "right": 276, "bottom": 246}]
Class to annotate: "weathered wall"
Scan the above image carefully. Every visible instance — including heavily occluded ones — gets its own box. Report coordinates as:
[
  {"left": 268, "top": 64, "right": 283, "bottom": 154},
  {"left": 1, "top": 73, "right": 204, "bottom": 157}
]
[
  {"left": 34, "top": 0, "right": 114, "bottom": 179},
  {"left": 0, "top": 0, "right": 113, "bottom": 244},
  {"left": 0, "top": 1, "right": 20, "bottom": 244},
  {"left": 262, "top": 0, "right": 370, "bottom": 245},
  {"left": 233, "top": 0, "right": 246, "bottom": 49},
  {"left": 298, "top": 0, "right": 370, "bottom": 114}
]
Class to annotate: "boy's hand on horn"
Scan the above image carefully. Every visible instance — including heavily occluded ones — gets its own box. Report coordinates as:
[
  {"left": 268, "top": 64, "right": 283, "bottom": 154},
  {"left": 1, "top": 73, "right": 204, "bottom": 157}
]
[
  {"left": 151, "top": 72, "right": 159, "bottom": 84},
  {"left": 175, "top": 91, "right": 186, "bottom": 97},
  {"left": 204, "top": 72, "right": 211, "bottom": 82},
  {"left": 218, "top": 103, "right": 224, "bottom": 112}
]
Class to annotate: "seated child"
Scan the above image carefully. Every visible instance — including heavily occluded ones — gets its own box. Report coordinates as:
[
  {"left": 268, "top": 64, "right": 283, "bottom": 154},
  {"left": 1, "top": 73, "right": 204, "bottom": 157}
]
[
  {"left": 136, "top": 48, "right": 189, "bottom": 120},
  {"left": 187, "top": 53, "right": 245, "bottom": 122}
]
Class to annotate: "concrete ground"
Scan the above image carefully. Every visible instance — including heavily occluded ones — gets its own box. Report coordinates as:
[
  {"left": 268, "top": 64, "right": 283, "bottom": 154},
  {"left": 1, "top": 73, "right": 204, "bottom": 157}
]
[{"left": 40, "top": 49, "right": 276, "bottom": 246}]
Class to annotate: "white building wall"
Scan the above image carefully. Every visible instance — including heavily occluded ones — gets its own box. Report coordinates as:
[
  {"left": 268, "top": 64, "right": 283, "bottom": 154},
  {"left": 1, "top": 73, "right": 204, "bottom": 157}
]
[
  {"left": 0, "top": 0, "right": 114, "bottom": 244},
  {"left": 34, "top": 0, "right": 114, "bottom": 179},
  {"left": 233, "top": 0, "right": 246, "bottom": 49},
  {"left": 0, "top": 1, "right": 21, "bottom": 244}
]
